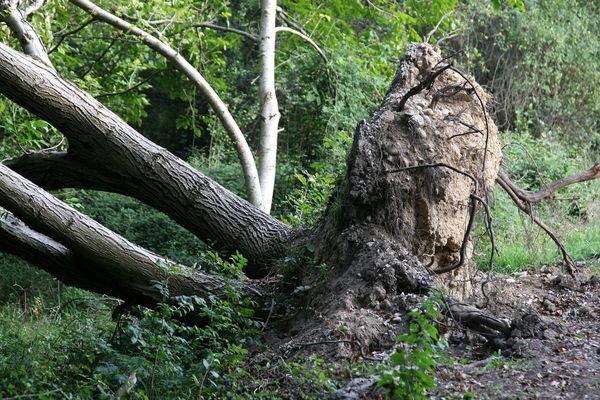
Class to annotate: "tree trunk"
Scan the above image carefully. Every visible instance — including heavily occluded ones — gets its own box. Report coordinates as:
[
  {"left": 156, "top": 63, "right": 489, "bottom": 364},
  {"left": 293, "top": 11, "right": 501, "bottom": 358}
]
[
  {"left": 0, "top": 163, "right": 259, "bottom": 309},
  {"left": 272, "top": 43, "right": 502, "bottom": 355},
  {"left": 0, "top": 42, "right": 291, "bottom": 274},
  {"left": 258, "top": 0, "right": 281, "bottom": 213},
  {"left": 69, "top": 0, "right": 264, "bottom": 209}
]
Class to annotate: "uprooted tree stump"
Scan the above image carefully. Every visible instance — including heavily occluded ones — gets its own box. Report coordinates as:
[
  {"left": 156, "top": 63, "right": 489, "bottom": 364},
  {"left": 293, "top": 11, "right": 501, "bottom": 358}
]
[{"left": 267, "top": 43, "right": 506, "bottom": 356}]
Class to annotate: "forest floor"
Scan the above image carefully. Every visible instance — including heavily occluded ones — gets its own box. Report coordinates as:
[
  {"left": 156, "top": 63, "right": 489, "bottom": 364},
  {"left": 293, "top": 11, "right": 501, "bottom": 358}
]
[
  {"left": 433, "top": 259, "right": 600, "bottom": 399},
  {"left": 251, "top": 259, "right": 600, "bottom": 399}
]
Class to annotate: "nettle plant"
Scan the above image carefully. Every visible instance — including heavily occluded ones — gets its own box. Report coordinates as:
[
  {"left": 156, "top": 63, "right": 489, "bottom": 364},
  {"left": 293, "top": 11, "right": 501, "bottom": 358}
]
[{"left": 378, "top": 295, "right": 448, "bottom": 399}]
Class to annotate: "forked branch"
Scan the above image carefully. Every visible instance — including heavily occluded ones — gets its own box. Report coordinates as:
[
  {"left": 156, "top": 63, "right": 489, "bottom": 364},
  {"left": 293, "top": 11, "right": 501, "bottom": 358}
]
[
  {"left": 0, "top": 0, "right": 52, "bottom": 66},
  {"left": 498, "top": 164, "right": 600, "bottom": 203},
  {"left": 496, "top": 172, "right": 576, "bottom": 274}
]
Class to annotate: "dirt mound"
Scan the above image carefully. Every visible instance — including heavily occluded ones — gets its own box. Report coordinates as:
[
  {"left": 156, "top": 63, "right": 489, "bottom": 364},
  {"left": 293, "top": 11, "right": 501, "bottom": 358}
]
[{"left": 269, "top": 43, "right": 501, "bottom": 358}]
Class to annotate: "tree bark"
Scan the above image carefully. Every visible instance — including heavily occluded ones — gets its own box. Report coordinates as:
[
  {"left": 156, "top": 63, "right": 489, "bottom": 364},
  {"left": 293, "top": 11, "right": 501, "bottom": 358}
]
[
  {"left": 0, "top": 0, "right": 52, "bottom": 66},
  {"left": 0, "top": 42, "right": 292, "bottom": 273},
  {"left": 0, "top": 40, "right": 519, "bottom": 351},
  {"left": 69, "top": 0, "right": 264, "bottom": 209},
  {"left": 0, "top": 164, "right": 260, "bottom": 308},
  {"left": 258, "top": 0, "right": 281, "bottom": 213}
]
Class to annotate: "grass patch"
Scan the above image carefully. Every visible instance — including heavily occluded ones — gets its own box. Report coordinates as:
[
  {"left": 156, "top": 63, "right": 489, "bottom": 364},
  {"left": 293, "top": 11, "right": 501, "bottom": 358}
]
[{"left": 477, "top": 213, "right": 600, "bottom": 274}]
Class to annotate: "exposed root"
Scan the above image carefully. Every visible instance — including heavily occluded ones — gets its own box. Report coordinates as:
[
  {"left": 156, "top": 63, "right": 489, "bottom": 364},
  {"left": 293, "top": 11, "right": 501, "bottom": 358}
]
[{"left": 497, "top": 172, "right": 576, "bottom": 274}]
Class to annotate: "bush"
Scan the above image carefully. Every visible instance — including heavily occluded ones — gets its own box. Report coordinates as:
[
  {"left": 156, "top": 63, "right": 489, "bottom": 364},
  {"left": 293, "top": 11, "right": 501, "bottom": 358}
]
[{"left": 455, "top": 0, "right": 600, "bottom": 148}]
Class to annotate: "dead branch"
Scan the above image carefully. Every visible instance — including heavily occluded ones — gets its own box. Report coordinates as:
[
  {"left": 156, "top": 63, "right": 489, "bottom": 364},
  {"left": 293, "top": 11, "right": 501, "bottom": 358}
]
[
  {"left": 498, "top": 164, "right": 600, "bottom": 203},
  {"left": 446, "top": 301, "right": 511, "bottom": 340},
  {"left": 496, "top": 172, "right": 576, "bottom": 274}
]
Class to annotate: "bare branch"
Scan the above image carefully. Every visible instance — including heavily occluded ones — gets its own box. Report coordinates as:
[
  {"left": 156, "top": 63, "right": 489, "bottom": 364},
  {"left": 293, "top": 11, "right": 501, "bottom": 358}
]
[
  {"left": 498, "top": 164, "right": 600, "bottom": 203},
  {"left": 496, "top": 173, "right": 576, "bottom": 274},
  {"left": 274, "top": 26, "right": 328, "bottom": 64},
  {"left": 0, "top": 0, "right": 52, "bottom": 67},
  {"left": 48, "top": 16, "right": 96, "bottom": 54},
  {"left": 496, "top": 164, "right": 600, "bottom": 274},
  {"left": 68, "top": 0, "right": 264, "bottom": 210},
  {"left": 119, "top": 12, "right": 259, "bottom": 41},
  {"left": 424, "top": 10, "right": 453, "bottom": 44},
  {"left": 96, "top": 69, "right": 164, "bottom": 98},
  {"left": 193, "top": 22, "right": 258, "bottom": 42}
]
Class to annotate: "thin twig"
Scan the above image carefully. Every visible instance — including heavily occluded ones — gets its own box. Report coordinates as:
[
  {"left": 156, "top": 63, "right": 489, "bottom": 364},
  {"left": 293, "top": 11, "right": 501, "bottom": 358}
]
[
  {"left": 48, "top": 17, "right": 96, "bottom": 54},
  {"left": 424, "top": 11, "right": 454, "bottom": 44},
  {"left": 471, "top": 194, "right": 496, "bottom": 307},
  {"left": 96, "top": 69, "right": 164, "bottom": 98},
  {"left": 274, "top": 26, "right": 328, "bottom": 64},
  {"left": 193, "top": 22, "right": 258, "bottom": 42}
]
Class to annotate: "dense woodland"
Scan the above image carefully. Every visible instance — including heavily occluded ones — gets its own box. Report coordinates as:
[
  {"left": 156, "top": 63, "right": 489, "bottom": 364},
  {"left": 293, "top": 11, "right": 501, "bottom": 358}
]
[{"left": 0, "top": 0, "right": 599, "bottom": 398}]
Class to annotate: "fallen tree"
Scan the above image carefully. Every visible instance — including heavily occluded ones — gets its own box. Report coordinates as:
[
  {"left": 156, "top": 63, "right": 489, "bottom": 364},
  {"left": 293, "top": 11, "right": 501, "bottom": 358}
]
[{"left": 0, "top": 7, "right": 598, "bottom": 355}]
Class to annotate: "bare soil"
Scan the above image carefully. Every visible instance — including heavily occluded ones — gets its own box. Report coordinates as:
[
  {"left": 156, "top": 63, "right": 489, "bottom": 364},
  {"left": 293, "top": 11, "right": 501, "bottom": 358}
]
[{"left": 434, "top": 260, "right": 600, "bottom": 399}]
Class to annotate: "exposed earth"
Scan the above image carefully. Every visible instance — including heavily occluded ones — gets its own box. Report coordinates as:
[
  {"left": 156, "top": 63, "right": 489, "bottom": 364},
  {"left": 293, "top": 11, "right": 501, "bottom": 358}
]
[{"left": 432, "top": 260, "right": 600, "bottom": 399}]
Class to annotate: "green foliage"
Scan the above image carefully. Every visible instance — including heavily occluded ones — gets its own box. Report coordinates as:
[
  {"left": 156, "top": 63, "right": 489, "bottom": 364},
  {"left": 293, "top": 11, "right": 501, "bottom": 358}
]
[
  {"left": 0, "top": 281, "right": 260, "bottom": 399},
  {"left": 378, "top": 296, "right": 448, "bottom": 399},
  {"left": 457, "top": 0, "right": 600, "bottom": 146},
  {"left": 475, "top": 128, "right": 600, "bottom": 273}
]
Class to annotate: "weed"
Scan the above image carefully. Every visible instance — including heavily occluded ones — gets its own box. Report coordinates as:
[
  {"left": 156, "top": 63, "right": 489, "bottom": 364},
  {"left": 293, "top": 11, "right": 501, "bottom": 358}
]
[{"left": 378, "top": 295, "right": 448, "bottom": 399}]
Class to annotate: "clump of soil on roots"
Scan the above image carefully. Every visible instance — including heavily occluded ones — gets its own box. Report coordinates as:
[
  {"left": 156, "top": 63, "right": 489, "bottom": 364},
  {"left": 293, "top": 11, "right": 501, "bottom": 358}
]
[{"left": 266, "top": 42, "right": 502, "bottom": 359}]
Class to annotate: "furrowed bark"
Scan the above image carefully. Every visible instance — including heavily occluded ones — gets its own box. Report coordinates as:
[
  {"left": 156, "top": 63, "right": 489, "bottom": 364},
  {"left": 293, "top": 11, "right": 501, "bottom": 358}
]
[
  {"left": 0, "top": 42, "right": 292, "bottom": 273},
  {"left": 0, "top": 165, "right": 260, "bottom": 307},
  {"left": 0, "top": 213, "right": 102, "bottom": 292}
]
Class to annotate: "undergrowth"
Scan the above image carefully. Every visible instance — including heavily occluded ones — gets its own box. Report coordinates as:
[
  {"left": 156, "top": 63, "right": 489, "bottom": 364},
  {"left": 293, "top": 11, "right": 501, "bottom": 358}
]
[{"left": 475, "top": 128, "right": 600, "bottom": 274}]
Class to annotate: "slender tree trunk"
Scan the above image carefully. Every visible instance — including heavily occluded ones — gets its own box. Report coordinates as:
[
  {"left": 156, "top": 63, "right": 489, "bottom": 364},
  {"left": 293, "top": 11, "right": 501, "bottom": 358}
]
[{"left": 258, "top": 0, "right": 281, "bottom": 214}]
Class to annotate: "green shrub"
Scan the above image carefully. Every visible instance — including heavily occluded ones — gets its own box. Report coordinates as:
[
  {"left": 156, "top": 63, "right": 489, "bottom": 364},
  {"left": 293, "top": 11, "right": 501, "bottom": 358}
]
[{"left": 378, "top": 296, "right": 448, "bottom": 399}]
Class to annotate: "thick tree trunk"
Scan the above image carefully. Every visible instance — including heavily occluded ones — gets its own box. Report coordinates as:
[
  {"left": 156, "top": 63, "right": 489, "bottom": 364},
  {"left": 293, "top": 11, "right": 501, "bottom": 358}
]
[
  {"left": 0, "top": 163, "right": 260, "bottom": 308},
  {"left": 273, "top": 44, "right": 503, "bottom": 355},
  {"left": 0, "top": 42, "right": 291, "bottom": 273}
]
